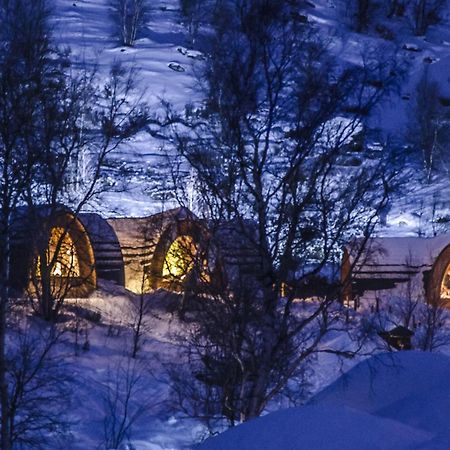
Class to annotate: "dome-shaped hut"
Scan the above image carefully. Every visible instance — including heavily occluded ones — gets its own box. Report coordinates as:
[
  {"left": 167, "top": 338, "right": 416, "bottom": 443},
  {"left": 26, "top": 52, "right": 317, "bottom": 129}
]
[
  {"left": 107, "top": 207, "right": 209, "bottom": 293},
  {"left": 10, "top": 206, "right": 97, "bottom": 298}
]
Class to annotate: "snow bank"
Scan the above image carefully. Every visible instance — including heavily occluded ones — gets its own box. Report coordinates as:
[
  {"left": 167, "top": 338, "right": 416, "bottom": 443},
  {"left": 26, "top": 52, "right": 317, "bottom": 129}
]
[
  {"left": 199, "top": 351, "right": 450, "bottom": 450},
  {"left": 312, "top": 351, "right": 450, "bottom": 447},
  {"left": 197, "top": 404, "right": 432, "bottom": 450}
]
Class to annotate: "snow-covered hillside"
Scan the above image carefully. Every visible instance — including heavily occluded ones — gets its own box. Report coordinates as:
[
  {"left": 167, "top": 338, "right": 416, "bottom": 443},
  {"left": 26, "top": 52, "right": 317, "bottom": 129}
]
[
  {"left": 50, "top": 0, "right": 450, "bottom": 235},
  {"left": 52, "top": 0, "right": 202, "bottom": 216}
]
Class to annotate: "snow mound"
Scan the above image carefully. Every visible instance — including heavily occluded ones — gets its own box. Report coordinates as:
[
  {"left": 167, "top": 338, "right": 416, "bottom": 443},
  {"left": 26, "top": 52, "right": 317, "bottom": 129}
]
[
  {"left": 199, "top": 351, "right": 450, "bottom": 450},
  {"left": 197, "top": 404, "right": 432, "bottom": 450},
  {"left": 311, "top": 351, "right": 450, "bottom": 447}
]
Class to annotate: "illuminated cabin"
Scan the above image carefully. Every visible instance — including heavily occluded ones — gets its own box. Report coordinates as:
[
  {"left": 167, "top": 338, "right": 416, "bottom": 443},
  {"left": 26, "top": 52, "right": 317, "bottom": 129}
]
[
  {"left": 9, "top": 208, "right": 97, "bottom": 298},
  {"left": 107, "top": 207, "right": 209, "bottom": 294},
  {"left": 341, "top": 235, "right": 450, "bottom": 307},
  {"left": 6, "top": 205, "right": 263, "bottom": 298}
]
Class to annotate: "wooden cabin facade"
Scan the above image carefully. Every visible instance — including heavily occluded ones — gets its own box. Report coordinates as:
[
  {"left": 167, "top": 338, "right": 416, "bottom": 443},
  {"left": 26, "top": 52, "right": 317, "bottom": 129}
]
[
  {"left": 8, "top": 206, "right": 261, "bottom": 298},
  {"left": 342, "top": 235, "right": 450, "bottom": 307},
  {"left": 107, "top": 207, "right": 209, "bottom": 293}
]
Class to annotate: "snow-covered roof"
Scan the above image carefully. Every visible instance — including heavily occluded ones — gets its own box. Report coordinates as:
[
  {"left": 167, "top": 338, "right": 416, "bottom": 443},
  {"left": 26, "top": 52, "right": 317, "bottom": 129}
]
[{"left": 349, "top": 234, "right": 450, "bottom": 271}]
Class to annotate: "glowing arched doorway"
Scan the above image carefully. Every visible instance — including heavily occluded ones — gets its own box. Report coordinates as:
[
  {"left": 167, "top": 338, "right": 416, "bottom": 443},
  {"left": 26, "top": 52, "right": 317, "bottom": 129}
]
[
  {"left": 162, "top": 235, "right": 197, "bottom": 280},
  {"left": 31, "top": 211, "right": 97, "bottom": 298},
  {"left": 48, "top": 227, "right": 81, "bottom": 277},
  {"left": 440, "top": 263, "right": 450, "bottom": 299}
]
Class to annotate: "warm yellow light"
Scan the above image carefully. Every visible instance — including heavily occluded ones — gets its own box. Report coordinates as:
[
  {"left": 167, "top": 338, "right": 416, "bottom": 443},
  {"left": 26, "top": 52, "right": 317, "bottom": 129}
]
[
  {"left": 441, "top": 264, "right": 450, "bottom": 299},
  {"left": 162, "top": 235, "right": 197, "bottom": 280},
  {"left": 48, "top": 227, "right": 80, "bottom": 277}
]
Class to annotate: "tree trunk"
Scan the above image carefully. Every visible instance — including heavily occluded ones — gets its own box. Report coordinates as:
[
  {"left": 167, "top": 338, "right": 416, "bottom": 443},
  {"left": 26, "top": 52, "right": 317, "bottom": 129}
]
[
  {"left": 0, "top": 212, "right": 11, "bottom": 450},
  {"left": 415, "top": 0, "right": 427, "bottom": 35},
  {"left": 39, "top": 254, "right": 54, "bottom": 321}
]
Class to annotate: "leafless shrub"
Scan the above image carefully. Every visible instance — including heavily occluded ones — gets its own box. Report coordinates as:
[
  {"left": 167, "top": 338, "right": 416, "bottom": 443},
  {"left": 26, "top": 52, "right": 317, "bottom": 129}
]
[
  {"left": 112, "top": 0, "right": 149, "bottom": 46},
  {"left": 5, "top": 321, "right": 73, "bottom": 449},
  {"left": 101, "top": 357, "right": 156, "bottom": 449}
]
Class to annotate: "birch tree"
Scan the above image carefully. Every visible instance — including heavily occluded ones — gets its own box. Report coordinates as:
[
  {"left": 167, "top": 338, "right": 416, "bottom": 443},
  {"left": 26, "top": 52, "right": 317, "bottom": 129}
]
[{"left": 165, "top": 0, "right": 400, "bottom": 427}]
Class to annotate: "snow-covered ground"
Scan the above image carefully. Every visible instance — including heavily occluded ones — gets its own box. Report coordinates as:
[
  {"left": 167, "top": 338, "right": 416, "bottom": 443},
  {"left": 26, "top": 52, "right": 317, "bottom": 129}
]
[
  {"left": 57, "top": 286, "right": 450, "bottom": 449},
  {"left": 199, "top": 351, "right": 450, "bottom": 450},
  {"left": 51, "top": 284, "right": 206, "bottom": 449}
]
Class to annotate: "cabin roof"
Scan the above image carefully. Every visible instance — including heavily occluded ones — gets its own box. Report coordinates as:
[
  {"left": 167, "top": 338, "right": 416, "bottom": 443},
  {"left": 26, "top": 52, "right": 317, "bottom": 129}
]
[{"left": 348, "top": 235, "right": 450, "bottom": 270}]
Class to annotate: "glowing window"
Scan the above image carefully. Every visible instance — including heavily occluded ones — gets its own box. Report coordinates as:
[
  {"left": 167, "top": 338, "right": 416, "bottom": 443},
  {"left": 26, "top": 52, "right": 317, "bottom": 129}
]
[
  {"left": 441, "top": 263, "right": 450, "bottom": 299},
  {"left": 48, "top": 227, "right": 80, "bottom": 277},
  {"left": 162, "top": 235, "right": 197, "bottom": 280}
]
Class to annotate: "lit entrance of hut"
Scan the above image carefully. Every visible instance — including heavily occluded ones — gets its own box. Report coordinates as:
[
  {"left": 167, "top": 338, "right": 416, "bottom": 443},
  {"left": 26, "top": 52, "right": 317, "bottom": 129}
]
[
  {"left": 30, "top": 211, "right": 97, "bottom": 299},
  {"left": 162, "top": 235, "right": 197, "bottom": 281},
  {"left": 440, "top": 263, "right": 450, "bottom": 299},
  {"left": 48, "top": 227, "right": 80, "bottom": 277}
]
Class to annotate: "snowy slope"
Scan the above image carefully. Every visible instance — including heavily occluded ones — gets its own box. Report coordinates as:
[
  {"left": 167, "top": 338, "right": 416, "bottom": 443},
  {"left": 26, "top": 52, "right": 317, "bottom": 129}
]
[
  {"left": 198, "top": 351, "right": 450, "bottom": 450},
  {"left": 49, "top": 0, "right": 450, "bottom": 237},
  {"left": 312, "top": 351, "right": 450, "bottom": 448},
  {"left": 52, "top": 0, "right": 201, "bottom": 216},
  {"left": 197, "top": 405, "right": 433, "bottom": 450}
]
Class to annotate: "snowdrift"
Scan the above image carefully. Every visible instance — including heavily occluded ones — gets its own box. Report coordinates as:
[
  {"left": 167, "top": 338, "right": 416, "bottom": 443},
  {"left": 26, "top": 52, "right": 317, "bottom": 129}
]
[{"left": 199, "top": 351, "right": 450, "bottom": 449}]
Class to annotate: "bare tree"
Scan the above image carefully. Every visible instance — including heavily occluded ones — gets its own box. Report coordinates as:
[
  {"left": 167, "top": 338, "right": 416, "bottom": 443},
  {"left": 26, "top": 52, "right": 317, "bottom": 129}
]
[
  {"left": 180, "top": 0, "right": 203, "bottom": 45},
  {"left": 101, "top": 357, "right": 155, "bottom": 449},
  {"left": 112, "top": 0, "right": 149, "bottom": 46},
  {"left": 410, "top": 66, "right": 450, "bottom": 182},
  {"left": 414, "top": 298, "right": 450, "bottom": 351},
  {"left": 4, "top": 317, "right": 72, "bottom": 449},
  {"left": 409, "top": 0, "right": 447, "bottom": 35},
  {"left": 0, "top": 0, "right": 148, "bottom": 446},
  {"left": 22, "top": 61, "right": 148, "bottom": 322},
  {"left": 348, "top": 0, "right": 379, "bottom": 32},
  {"left": 386, "top": 0, "right": 406, "bottom": 17},
  {"left": 162, "top": 0, "right": 399, "bottom": 427},
  {"left": 0, "top": 0, "right": 57, "bottom": 446},
  {"left": 179, "top": 0, "right": 221, "bottom": 46},
  {"left": 130, "top": 271, "right": 152, "bottom": 358}
]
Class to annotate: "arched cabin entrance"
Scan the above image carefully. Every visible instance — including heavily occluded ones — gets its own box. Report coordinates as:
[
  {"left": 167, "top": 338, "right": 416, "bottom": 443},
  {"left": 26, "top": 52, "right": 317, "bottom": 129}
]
[
  {"left": 9, "top": 207, "right": 97, "bottom": 298},
  {"left": 341, "top": 235, "right": 450, "bottom": 307},
  {"left": 150, "top": 211, "right": 209, "bottom": 291},
  {"left": 427, "top": 243, "right": 450, "bottom": 306},
  {"left": 108, "top": 207, "right": 209, "bottom": 294},
  {"left": 32, "top": 210, "right": 97, "bottom": 298}
]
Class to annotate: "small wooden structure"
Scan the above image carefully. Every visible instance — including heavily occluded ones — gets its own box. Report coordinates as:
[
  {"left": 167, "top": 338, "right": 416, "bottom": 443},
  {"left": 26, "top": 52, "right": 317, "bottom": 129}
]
[
  {"left": 379, "top": 326, "right": 414, "bottom": 350},
  {"left": 342, "top": 235, "right": 450, "bottom": 307},
  {"left": 78, "top": 213, "right": 125, "bottom": 286}
]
